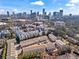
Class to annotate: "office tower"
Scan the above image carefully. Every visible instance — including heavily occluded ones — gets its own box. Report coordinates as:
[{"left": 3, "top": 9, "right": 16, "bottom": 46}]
[
  {"left": 53, "top": 12, "right": 57, "bottom": 17},
  {"left": 69, "top": 13, "right": 72, "bottom": 16},
  {"left": 32, "top": 12, "right": 36, "bottom": 17},
  {"left": 23, "top": 12, "right": 26, "bottom": 16},
  {"left": 17, "top": 13, "right": 22, "bottom": 18},
  {"left": 43, "top": 8, "right": 45, "bottom": 15},
  {"left": 12, "top": 12, "right": 15, "bottom": 17},
  {"left": 45, "top": 12, "right": 47, "bottom": 15},
  {"left": 48, "top": 12, "right": 51, "bottom": 19},
  {"left": 7, "top": 11, "right": 10, "bottom": 17},
  {"left": 30, "top": 11, "right": 37, "bottom": 20},
  {"left": 48, "top": 12, "right": 51, "bottom": 16},
  {"left": 42, "top": 8, "right": 47, "bottom": 19},
  {"left": 30, "top": 10, "right": 33, "bottom": 15},
  {"left": 60, "top": 10, "right": 63, "bottom": 17},
  {"left": 53, "top": 12, "right": 60, "bottom": 18},
  {"left": 37, "top": 12, "right": 39, "bottom": 16},
  {"left": 53, "top": 10, "right": 63, "bottom": 18}
]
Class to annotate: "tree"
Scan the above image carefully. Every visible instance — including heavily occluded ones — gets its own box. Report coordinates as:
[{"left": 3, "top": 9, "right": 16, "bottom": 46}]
[
  {"left": 21, "top": 51, "right": 41, "bottom": 59},
  {"left": 53, "top": 27, "right": 66, "bottom": 37},
  {"left": 16, "top": 35, "right": 20, "bottom": 44}
]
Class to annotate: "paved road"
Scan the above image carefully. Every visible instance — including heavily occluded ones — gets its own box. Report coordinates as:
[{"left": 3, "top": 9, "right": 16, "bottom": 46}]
[{"left": 7, "top": 39, "right": 17, "bottom": 59}]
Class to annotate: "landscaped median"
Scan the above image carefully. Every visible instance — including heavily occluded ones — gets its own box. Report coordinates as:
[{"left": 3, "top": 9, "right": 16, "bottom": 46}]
[{"left": 2, "top": 43, "right": 7, "bottom": 59}]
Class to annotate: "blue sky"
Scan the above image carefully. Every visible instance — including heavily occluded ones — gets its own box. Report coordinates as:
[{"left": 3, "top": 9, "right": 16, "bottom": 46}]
[{"left": 0, "top": 0, "right": 79, "bottom": 15}]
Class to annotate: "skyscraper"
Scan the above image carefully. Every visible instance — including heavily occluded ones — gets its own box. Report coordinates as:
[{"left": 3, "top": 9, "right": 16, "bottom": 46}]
[
  {"left": 37, "top": 12, "right": 39, "bottom": 16},
  {"left": 42, "top": 8, "right": 47, "bottom": 19},
  {"left": 12, "top": 12, "right": 15, "bottom": 17},
  {"left": 30, "top": 10, "right": 33, "bottom": 15},
  {"left": 48, "top": 12, "right": 51, "bottom": 19},
  {"left": 53, "top": 12, "right": 57, "bottom": 17},
  {"left": 60, "top": 10, "right": 63, "bottom": 17},
  {"left": 7, "top": 11, "right": 10, "bottom": 17},
  {"left": 43, "top": 8, "right": 45, "bottom": 15},
  {"left": 53, "top": 10, "right": 63, "bottom": 18},
  {"left": 69, "top": 13, "right": 72, "bottom": 16},
  {"left": 23, "top": 12, "right": 26, "bottom": 16}
]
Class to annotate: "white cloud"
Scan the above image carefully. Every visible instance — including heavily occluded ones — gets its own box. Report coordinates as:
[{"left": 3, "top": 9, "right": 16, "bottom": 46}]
[
  {"left": 0, "top": 8, "right": 20, "bottom": 14},
  {"left": 59, "top": 8, "right": 63, "bottom": 10},
  {"left": 66, "top": 0, "right": 79, "bottom": 7},
  {"left": 70, "top": 0, "right": 79, "bottom": 4},
  {"left": 64, "top": 8, "right": 79, "bottom": 15},
  {"left": 0, "top": 9, "right": 7, "bottom": 14},
  {"left": 12, "top": 9, "right": 21, "bottom": 13},
  {"left": 66, "top": 3, "right": 75, "bottom": 7},
  {"left": 12, "top": 9, "right": 18, "bottom": 12},
  {"left": 30, "top": 1, "right": 45, "bottom": 6},
  {"left": 65, "top": 0, "right": 79, "bottom": 15},
  {"left": 69, "top": 7, "right": 75, "bottom": 9}
]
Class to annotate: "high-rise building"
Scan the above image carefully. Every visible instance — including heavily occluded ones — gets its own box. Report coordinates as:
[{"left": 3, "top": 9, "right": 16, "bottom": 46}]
[
  {"left": 17, "top": 13, "right": 22, "bottom": 18},
  {"left": 42, "top": 8, "right": 47, "bottom": 19},
  {"left": 23, "top": 12, "right": 26, "bottom": 16},
  {"left": 53, "top": 10, "right": 63, "bottom": 18},
  {"left": 12, "top": 12, "right": 15, "bottom": 17},
  {"left": 32, "top": 12, "right": 36, "bottom": 17},
  {"left": 7, "top": 11, "right": 10, "bottom": 17},
  {"left": 48, "top": 12, "right": 51, "bottom": 16},
  {"left": 30, "top": 10, "right": 33, "bottom": 15},
  {"left": 48, "top": 12, "right": 51, "bottom": 19},
  {"left": 53, "top": 12, "right": 59, "bottom": 17},
  {"left": 60, "top": 10, "right": 63, "bottom": 17},
  {"left": 43, "top": 8, "right": 45, "bottom": 15},
  {"left": 69, "top": 13, "right": 72, "bottom": 16},
  {"left": 37, "top": 12, "right": 39, "bottom": 16},
  {"left": 30, "top": 10, "right": 37, "bottom": 20},
  {"left": 53, "top": 12, "right": 56, "bottom": 17},
  {"left": 45, "top": 12, "right": 47, "bottom": 15}
]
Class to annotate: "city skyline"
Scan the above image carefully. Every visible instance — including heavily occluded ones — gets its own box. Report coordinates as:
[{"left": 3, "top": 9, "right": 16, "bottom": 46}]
[{"left": 0, "top": 0, "right": 79, "bottom": 15}]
